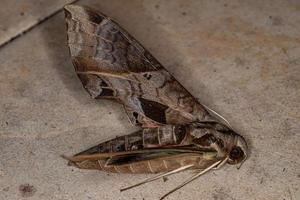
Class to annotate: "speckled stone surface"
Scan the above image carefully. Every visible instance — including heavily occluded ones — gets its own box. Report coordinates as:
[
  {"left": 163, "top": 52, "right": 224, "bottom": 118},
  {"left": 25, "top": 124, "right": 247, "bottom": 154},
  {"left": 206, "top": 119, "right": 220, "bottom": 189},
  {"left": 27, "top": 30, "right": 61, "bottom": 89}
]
[
  {"left": 0, "top": 0, "right": 75, "bottom": 46},
  {"left": 0, "top": 0, "right": 299, "bottom": 199}
]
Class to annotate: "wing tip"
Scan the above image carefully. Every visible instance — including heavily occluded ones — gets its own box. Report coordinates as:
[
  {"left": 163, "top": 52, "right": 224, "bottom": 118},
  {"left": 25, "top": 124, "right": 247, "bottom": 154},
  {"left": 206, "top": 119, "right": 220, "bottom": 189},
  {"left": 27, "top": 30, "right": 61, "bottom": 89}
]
[
  {"left": 61, "top": 154, "right": 77, "bottom": 166},
  {"left": 63, "top": 4, "right": 77, "bottom": 20},
  {"left": 63, "top": 4, "right": 107, "bottom": 21},
  {"left": 64, "top": 4, "right": 81, "bottom": 13}
]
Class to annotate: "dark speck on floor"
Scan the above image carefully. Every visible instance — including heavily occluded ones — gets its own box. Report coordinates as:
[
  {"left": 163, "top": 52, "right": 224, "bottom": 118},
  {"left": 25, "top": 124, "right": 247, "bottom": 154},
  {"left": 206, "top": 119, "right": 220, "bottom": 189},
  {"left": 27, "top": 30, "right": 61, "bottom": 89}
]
[{"left": 19, "top": 184, "right": 37, "bottom": 198}]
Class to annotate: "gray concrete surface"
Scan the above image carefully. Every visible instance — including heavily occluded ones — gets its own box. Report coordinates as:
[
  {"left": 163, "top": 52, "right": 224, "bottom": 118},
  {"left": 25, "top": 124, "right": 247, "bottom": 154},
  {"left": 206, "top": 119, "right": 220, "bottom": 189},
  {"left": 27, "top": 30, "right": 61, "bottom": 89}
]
[
  {"left": 0, "top": 0, "right": 299, "bottom": 199},
  {"left": 0, "top": 0, "right": 75, "bottom": 46}
]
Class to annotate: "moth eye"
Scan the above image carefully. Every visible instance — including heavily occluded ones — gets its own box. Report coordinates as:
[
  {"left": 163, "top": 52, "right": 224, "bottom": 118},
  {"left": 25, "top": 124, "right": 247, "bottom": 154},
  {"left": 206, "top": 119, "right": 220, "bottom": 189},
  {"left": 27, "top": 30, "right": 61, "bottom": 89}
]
[{"left": 229, "top": 146, "right": 244, "bottom": 161}]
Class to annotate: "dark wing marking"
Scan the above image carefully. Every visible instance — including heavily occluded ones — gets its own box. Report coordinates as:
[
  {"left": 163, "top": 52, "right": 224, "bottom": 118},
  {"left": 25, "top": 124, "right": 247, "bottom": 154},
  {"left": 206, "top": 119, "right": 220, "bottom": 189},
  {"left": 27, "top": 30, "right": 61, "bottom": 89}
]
[
  {"left": 138, "top": 98, "right": 168, "bottom": 124},
  {"left": 64, "top": 5, "right": 212, "bottom": 127},
  {"left": 106, "top": 152, "right": 199, "bottom": 166}
]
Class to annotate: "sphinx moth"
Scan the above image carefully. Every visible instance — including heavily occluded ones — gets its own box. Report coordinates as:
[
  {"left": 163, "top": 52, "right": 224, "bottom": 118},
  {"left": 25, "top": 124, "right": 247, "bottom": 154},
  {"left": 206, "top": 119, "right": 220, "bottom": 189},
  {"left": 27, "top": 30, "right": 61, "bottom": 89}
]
[{"left": 63, "top": 5, "right": 248, "bottom": 200}]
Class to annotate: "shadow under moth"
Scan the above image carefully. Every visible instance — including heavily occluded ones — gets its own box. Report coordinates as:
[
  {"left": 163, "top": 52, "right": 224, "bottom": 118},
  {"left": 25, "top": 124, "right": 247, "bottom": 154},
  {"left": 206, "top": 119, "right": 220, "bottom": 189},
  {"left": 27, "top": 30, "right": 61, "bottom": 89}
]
[{"left": 63, "top": 4, "right": 248, "bottom": 200}]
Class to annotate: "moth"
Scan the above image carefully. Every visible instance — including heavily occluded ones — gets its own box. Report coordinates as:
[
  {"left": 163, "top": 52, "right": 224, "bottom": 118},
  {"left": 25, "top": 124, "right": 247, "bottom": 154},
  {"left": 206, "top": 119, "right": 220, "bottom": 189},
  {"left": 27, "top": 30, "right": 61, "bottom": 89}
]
[{"left": 63, "top": 4, "right": 248, "bottom": 200}]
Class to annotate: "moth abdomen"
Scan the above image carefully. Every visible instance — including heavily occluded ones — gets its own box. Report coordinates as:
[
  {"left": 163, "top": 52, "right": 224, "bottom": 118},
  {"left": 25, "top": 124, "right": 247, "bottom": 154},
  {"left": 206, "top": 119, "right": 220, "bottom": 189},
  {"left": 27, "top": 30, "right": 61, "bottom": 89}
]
[
  {"left": 74, "top": 130, "right": 143, "bottom": 156},
  {"left": 143, "top": 125, "right": 187, "bottom": 147},
  {"left": 69, "top": 125, "right": 191, "bottom": 173},
  {"left": 75, "top": 125, "right": 187, "bottom": 156}
]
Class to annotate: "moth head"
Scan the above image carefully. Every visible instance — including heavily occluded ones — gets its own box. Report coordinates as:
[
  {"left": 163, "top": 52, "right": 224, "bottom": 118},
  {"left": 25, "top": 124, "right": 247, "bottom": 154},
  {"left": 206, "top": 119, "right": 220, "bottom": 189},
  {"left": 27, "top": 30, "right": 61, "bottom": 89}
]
[
  {"left": 189, "top": 122, "right": 248, "bottom": 166},
  {"left": 227, "top": 134, "right": 248, "bottom": 166}
]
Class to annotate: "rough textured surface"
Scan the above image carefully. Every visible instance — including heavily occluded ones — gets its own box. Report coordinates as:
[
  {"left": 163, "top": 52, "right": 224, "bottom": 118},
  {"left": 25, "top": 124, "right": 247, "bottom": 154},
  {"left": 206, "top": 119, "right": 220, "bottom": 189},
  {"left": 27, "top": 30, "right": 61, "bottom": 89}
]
[
  {"left": 0, "top": 0, "right": 75, "bottom": 46},
  {"left": 0, "top": 0, "right": 299, "bottom": 200}
]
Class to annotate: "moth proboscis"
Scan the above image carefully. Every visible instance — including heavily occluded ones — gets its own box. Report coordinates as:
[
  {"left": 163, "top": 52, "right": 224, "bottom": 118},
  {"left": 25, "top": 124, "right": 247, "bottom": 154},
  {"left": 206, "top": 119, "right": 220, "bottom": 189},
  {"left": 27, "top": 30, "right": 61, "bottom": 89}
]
[{"left": 63, "top": 4, "right": 248, "bottom": 200}]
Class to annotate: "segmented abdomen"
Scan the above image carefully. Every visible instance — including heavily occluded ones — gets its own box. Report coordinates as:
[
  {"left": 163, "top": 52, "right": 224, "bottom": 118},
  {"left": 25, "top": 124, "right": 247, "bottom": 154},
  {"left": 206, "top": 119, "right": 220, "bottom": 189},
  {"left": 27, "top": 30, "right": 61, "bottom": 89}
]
[{"left": 74, "top": 125, "right": 191, "bottom": 173}]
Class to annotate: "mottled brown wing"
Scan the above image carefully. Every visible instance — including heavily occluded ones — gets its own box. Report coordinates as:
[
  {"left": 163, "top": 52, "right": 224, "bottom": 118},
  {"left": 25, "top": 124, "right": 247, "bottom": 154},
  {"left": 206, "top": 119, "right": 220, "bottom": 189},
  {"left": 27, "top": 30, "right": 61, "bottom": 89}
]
[
  {"left": 65, "top": 147, "right": 217, "bottom": 165},
  {"left": 64, "top": 5, "right": 211, "bottom": 127}
]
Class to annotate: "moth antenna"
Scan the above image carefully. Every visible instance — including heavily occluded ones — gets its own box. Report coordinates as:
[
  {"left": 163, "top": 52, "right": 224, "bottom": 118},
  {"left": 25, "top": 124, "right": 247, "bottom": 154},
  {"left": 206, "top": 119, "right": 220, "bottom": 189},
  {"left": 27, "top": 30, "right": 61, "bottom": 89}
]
[
  {"left": 159, "top": 160, "right": 222, "bottom": 200},
  {"left": 120, "top": 164, "right": 194, "bottom": 192},
  {"left": 192, "top": 157, "right": 228, "bottom": 174},
  {"left": 237, "top": 155, "right": 247, "bottom": 169},
  {"left": 214, "top": 157, "right": 229, "bottom": 169},
  {"left": 202, "top": 104, "right": 232, "bottom": 129}
]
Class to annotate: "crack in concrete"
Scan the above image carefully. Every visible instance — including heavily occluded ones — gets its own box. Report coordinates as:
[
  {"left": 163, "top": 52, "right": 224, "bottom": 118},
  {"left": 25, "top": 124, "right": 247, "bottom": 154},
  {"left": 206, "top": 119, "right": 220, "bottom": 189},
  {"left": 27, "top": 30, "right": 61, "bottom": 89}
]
[{"left": 0, "top": 0, "right": 80, "bottom": 49}]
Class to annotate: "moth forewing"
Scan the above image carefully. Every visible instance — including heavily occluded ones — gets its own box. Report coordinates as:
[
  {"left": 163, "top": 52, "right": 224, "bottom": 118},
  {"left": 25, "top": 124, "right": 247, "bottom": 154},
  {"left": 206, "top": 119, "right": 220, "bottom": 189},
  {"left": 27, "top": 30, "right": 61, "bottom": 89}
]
[{"left": 64, "top": 4, "right": 213, "bottom": 127}]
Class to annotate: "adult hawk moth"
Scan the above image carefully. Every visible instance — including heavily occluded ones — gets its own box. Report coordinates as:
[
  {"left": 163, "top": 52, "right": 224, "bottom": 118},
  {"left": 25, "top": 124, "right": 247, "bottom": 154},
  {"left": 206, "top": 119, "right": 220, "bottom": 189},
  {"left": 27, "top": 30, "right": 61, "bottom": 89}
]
[{"left": 63, "top": 4, "right": 248, "bottom": 200}]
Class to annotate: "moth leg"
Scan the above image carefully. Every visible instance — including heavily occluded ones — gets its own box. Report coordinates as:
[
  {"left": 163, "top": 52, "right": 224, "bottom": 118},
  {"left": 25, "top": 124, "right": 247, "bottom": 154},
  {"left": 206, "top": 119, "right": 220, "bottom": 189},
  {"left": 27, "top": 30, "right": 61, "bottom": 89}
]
[
  {"left": 120, "top": 164, "right": 194, "bottom": 192},
  {"left": 209, "top": 141, "right": 228, "bottom": 170},
  {"left": 213, "top": 157, "right": 228, "bottom": 170},
  {"left": 191, "top": 157, "right": 227, "bottom": 175},
  {"left": 193, "top": 135, "right": 224, "bottom": 170},
  {"left": 160, "top": 160, "right": 221, "bottom": 200}
]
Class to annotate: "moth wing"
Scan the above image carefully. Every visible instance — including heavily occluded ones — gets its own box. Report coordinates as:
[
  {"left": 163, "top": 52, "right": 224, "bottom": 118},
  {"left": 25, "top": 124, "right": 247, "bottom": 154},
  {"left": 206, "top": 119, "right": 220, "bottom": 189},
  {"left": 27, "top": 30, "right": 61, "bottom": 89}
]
[
  {"left": 64, "top": 5, "right": 211, "bottom": 127},
  {"left": 105, "top": 152, "right": 200, "bottom": 166},
  {"left": 64, "top": 147, "right": 217, "bottom": 166}
]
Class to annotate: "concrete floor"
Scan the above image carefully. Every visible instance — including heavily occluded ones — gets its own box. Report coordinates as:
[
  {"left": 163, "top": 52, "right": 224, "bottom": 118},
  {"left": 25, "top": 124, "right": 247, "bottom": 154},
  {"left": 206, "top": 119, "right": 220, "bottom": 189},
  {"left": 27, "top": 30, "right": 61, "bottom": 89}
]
[{"left": 0, "top": 0, "right": 299, "bottom": 199}]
